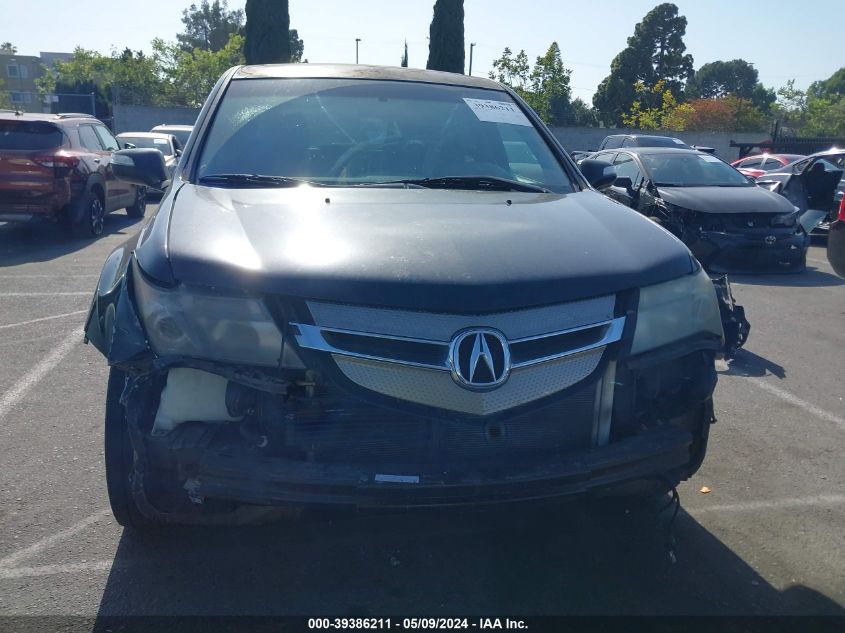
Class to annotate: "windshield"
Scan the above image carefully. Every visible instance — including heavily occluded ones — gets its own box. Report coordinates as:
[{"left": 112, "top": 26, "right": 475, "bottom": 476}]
[
  {"left": 119, "top": 136, "right": 173, "bottom": 156},
  {"left": 197, "top": 78, "right": 573, "bottom": 192},
  {"left": 640, "top": 152, "right": 752, "bottom": 187}
]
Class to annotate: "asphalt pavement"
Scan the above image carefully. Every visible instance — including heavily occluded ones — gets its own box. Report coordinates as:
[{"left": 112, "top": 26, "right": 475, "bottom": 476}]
[{"left": 0, "top": 208, "right": 843, "bottom": 617}]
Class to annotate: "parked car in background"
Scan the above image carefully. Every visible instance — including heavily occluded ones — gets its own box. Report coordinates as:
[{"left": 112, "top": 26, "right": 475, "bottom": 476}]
[
  {"left": 755, "top": 149, "right": 845, "bottom": 234},
  {"left": 150, "top": 124, "right": 193, "bottom": 147},
  {"left": 591, "top": 147, "right": 809, "bottom": 272},
  {"left": 0, "top": 112, "right": 146, "bottom": 236},
  {"left": 117, "top": 132, "right": 182, "bottom": 190},
  {"left": 599, "top": 134, "right": 693, "bottom": 151},
  {"left": 86, "top": 64, "right": 726, "bottom": 530},
  {"left": 731, "top": 153, "right": 805, "bottom": 179}
]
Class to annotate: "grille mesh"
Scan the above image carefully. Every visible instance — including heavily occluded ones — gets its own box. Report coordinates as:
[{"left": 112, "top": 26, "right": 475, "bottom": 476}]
[{"left": 334, "top": 349, "right": 604, "bottom": 415}]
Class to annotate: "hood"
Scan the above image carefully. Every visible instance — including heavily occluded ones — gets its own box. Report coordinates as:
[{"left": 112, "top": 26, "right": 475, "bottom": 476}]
[
  {"left": 656, "top": 185, "right": 795, "bottom": 214},
  {"left": 154, "top": 185, "right": 693, "bottom": 313}
]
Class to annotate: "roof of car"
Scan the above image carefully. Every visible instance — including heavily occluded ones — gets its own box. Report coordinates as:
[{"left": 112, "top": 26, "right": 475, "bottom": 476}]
[
  {"left": 233, "top": 63, "right": 504, "bottom": 91},
  {"left": 613, "top": 147, "right": 709, "bottom": 157},
  {"left": 0, "top": 111, "right": 98, "bottom": 123},
  {"left": 117, "top": 131, "right": 174, "bottom": 139},
  {"left": 151, "top": 124, "right": 193, "bottom": 130}
]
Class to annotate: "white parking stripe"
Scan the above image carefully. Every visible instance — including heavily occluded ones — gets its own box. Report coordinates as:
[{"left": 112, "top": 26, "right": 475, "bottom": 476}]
[
  {"left": 0, "top": 560, "right": 114, "bottom": 580},
  {"left": 0, "top": 274, "right": 98, "bottom": 278},
  {"left": 0, "top": 292, "right": 90, "bottom": 297},
  {"left": 0, "top": 330, "right": 81, "bottom": 421},
  {"left": 691, "top": 494, "right": 845, "bottom": 515},
  {"left": 748, "top": 377, "right": 845, "bottom": 432},
  {"left": 0, "top": 310, "right": 88, "bottom": 330},
  {"left": 0, "top": 509, "right": 111, "bottom": 569}
]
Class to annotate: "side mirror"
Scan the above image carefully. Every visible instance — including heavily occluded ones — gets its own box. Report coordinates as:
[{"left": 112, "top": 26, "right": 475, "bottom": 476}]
[
  {"left": 111, "top": 148, "right": 169, "bottom": 190},
  {"left": 175, "top": 149, "right": 183, "bottom": 158},
  {"left": 122, "top": 142, "right": 136, "bottom": 149},
  {"left": 579, "top": 159, "right": 617, "bottom": 191}
]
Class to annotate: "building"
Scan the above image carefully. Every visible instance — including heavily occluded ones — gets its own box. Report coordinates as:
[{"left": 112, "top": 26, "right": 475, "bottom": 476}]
[
  {"left": 1, "top": 53, "right": 43, "bottom": 112},
  {"left": 1, "top": 50, "right": 75, "bottom": 113}
]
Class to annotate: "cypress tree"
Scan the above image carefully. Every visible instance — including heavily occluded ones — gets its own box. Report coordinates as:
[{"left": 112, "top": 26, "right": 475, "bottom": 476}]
[
  {"left": 426, "top": 0, "right": 464, "bottom": 74},
  {"left": 244, "top": 0, "right": 291, "bottom": 65}
]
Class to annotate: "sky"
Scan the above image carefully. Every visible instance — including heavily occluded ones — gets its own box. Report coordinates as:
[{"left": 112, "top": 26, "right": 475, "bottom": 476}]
[{"left": 2, "top": 0, "right": 842, "bottom": 102}]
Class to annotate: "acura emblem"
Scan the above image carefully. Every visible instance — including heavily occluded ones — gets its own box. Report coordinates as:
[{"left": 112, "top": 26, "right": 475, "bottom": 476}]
[
  {"left": 764, "top": 235, "right": 777, "bottom": 245},
  {"left": 449, "top": 329, "right": 511, "bottom": 389}
]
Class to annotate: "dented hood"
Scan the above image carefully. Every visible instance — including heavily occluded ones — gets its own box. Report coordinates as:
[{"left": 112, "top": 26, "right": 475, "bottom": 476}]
[
  {"left": 657, "top": 185, "right": 795, "bottom": 215},
  {"left": 159, "top": 185, "right": 693, "bottom": 312}
]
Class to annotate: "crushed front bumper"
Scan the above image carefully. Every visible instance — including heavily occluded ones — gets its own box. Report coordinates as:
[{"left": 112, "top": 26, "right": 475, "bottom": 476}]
[
  {"left": 691, "top": 228, "right": 809, "bottom": 273},
  {"left": 139, "top": 425, "right": 701, "bottom": 512}
]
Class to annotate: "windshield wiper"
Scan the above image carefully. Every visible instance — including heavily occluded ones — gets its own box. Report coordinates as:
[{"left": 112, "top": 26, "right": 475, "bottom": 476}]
[
  {"left": 365, "top": 176, "right": 550, "bottom": 193},
  {"left": 198, "top": 174, "right": 320, "bottom": 188}
]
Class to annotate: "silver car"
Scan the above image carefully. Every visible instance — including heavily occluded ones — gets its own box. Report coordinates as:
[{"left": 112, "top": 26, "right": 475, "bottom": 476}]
[{"left": 116, "top": 132, "right": 183, "bottom": 191}]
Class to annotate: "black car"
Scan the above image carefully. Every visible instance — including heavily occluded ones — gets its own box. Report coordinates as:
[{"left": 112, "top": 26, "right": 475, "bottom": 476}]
[
  {"left": 591, "top": 147, "right": 809, "bottom": 273},
  {"left": 85, "top": 64, "right": 726, "bottom": 529},
  {"left": 755, "top": 149, "right": 845, "bottom": 234}
]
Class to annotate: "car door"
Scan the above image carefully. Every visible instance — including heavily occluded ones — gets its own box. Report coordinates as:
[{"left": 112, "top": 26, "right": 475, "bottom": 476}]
[
  {"left": 605, "top": 152, "right": 642, "bottom": 208},
  {"left": 77, "top": 124, "right": 114, "bottom": 200},
  {"left": 92, "top": 124, "right": 133, "bottom": 210}
]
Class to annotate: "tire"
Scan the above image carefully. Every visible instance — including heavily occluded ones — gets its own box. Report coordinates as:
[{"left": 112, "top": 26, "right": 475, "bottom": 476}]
[
  {"left": 68, "top": 191, "right": 105, "bottom": 238},
  {"left": 125, "top": 186, "right": 147, "bottom": 219},
  {"left": 104, "top": 368, "right": 154, "bottom": 530}
]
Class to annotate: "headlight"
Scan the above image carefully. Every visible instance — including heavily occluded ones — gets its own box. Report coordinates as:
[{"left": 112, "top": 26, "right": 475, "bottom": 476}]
[
  {"left": 132, "top": 261, "right": 283, "bottom": 366},
  {"left": 771, "top": 208, "right": 800, "bottom": 227},
  {"left": 631, "top": 268, "right": 724, "bottom": 355}
]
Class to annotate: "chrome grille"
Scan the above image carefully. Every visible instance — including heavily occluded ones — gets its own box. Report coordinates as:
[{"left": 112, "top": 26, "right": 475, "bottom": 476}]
[{"left": 293, "top": 296, "right": 622, "bottom": 414}]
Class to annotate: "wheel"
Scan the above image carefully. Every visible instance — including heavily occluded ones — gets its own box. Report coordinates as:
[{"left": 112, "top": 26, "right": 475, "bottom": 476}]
[
  {"left": 68, "top": 191, "right": 105, "bottom": 237},
  {"left": 126, "top": 186, "right": 147, "bottom": 218},
  {"left": 104, "top": 368, "right": 154, "bottom": 530}
]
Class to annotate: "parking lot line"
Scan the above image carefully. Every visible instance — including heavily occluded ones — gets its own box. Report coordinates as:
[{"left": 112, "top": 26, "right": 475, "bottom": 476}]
[
  {"left": 0, "top": 292, "right": 90, "bottom": 297},
  {"left": 0, "top": 310, "right": 88, "bottom": 331},
  {"left": 0, "top": 330, "right": 81, "bottom": 420},
  {"left": 0, "top": 560, "right": 114, "bottom": 580},
  {"left": 748, "top": 376, "right": 845, "bottom": 432},
  {"left": 691, "top": 494, "right": 845, "bottom": 515},
  {"left": 0, "top": 509, "right": 111, "bottom": 570}
]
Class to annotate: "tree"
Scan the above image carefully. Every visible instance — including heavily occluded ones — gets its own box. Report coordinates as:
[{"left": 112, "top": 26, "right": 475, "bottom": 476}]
[
  {"left": 177, "top": 0, "right": 244, "bottom": 52},
  {"left": 154, "top": 34, "right": 245, "bottom": 107},
  {"left": 244, "top": 0, "right": 291, "bottom": 64},
  {"left": 426, "top": 0, "right": 464, "bottom": 74},
  {"left": 490, "top": 43, "right": 575, "bottom": 126},
  {"left": 527, "top": 42, "right": 572, "bottom": 124},
  {"left": 401, "top": 40, "right": 409, "bottom": 68},
  {"left": 593, "top": 3, "right": 693, "bottom": 125},
  {"left": 687, "top": 59, "right": 757, "bottom": 100},
  {"left": 490, "top": 47, "right": 530, "bottom": 93},
  {"left": 674, "top": 96, "right": 767, "bottom": 132},
  {"left": 0, "top": 42, "right": 16, "bottom": 54},
  {"left": 804, "top": 96, "right": 845, "bottom": 136},
  {"left": 808, "top": 67, "right": 845, "bottom": 100},
  {"left": 622, "top": 80, "right": 695, "bottom": 130},
  {"left": 289, "top": 29, "right": 305, "bottom": 63}
]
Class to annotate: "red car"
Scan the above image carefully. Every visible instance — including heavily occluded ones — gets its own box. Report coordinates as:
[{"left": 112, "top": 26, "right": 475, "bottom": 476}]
[
  {"left": 0, "top": 111, "right": 146, "bottom": 237},
  {"left": 731, "top": 153, "right": 805, "bottom": 179}
]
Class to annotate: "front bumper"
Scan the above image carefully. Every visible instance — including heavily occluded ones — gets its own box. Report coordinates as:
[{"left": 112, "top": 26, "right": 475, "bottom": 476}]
[
  {"left": 690, "top": 228, "right": 809, "bottom": 273},
  {"left": 137, "top": 425, "right": 702, "bottom": 514}
]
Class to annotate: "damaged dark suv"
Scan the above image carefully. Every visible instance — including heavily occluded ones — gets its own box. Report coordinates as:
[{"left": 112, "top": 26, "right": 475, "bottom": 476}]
[{"left": 85, "top": 65, "right": 726, "bottom": 529}]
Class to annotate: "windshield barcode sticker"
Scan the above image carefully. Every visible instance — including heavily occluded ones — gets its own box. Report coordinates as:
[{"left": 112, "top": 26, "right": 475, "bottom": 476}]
[{"left": 463, "top": 98, "right": 532, "bottom": 126}]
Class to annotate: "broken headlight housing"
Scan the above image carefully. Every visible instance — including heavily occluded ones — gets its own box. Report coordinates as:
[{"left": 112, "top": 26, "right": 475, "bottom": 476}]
[
  {"left": 132, "top": 261, "right": 284, "bottom": 366},
  {"left": 771, "top": 207, "right": 801, "bottom": 227},
  {"left": 631, "top": 267, "right": 724, "bottom": 355}
]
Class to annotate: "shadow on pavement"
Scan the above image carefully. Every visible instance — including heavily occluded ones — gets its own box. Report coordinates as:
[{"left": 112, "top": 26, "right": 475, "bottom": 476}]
[
  {"left": 730, "top": 267, "right": 845, "bottom": 288},
  {"left": 0, "top": 210, "right": 145, "bottom": 267},
  {"left": 94, "top": 497, "right": 845, "bottom": 617},
  {"left": 720, "top": 349, "right": 786, "bottom": 379}
]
